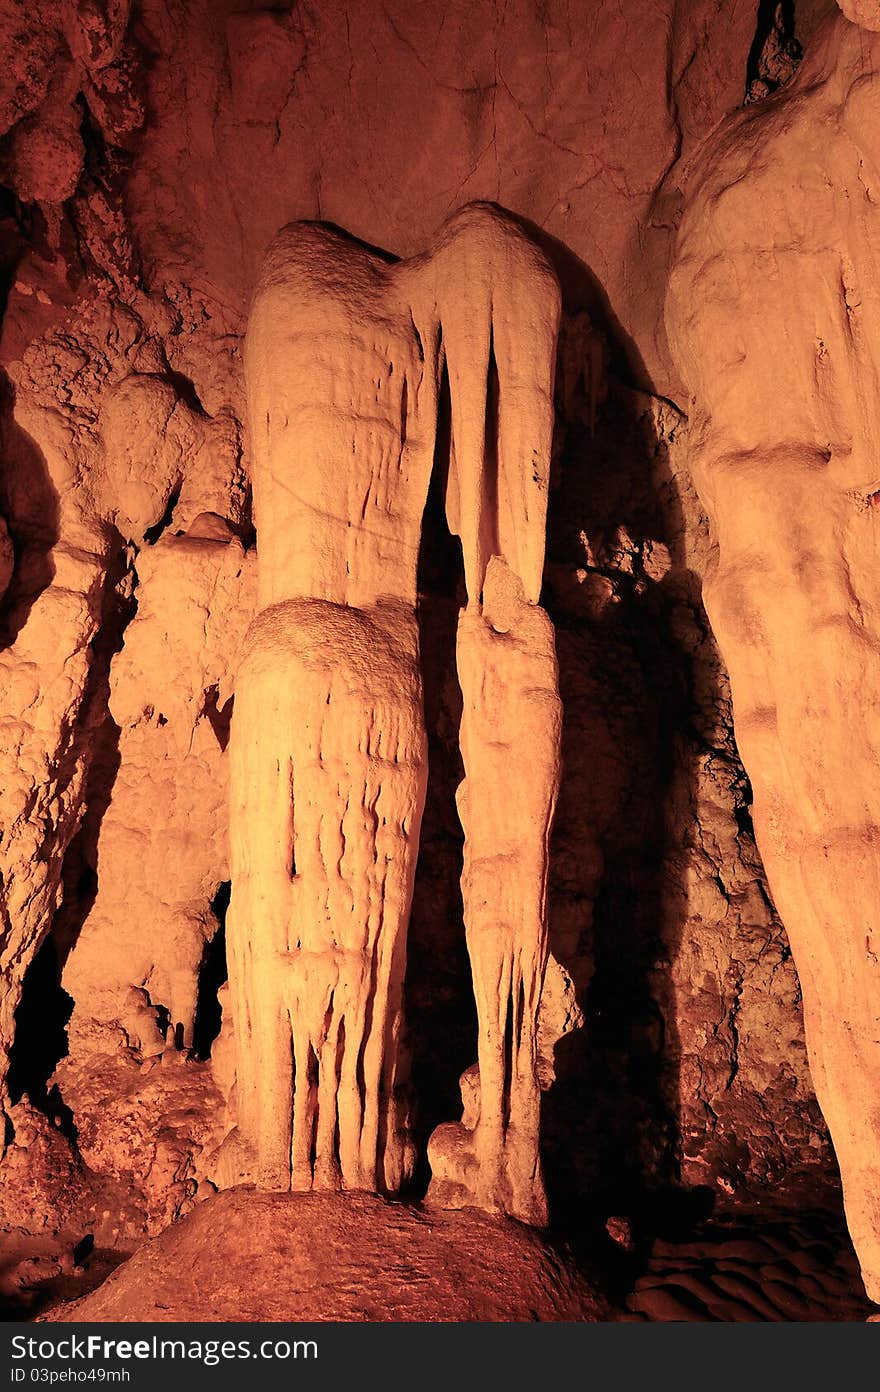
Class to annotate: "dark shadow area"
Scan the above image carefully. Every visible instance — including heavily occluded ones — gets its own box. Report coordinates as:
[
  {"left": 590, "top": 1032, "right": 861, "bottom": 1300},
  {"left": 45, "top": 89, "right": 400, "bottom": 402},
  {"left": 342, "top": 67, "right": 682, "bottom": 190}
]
[
  {"left": 745, "top": 0, "right": 801, "bottom": 100},
  {"left": 0, "top": 1242, "right": 128, "bottom": 1322},
  {"left": 72, "top": 1234, "right": 94, "bottom": 1266},
  {"left": 539, "top": 370, "right": 694, "bottom": 1260},
  {"left": 191, "top": 882, "right": 230, "bottom": 1060},
  {"left": 6, "top": 935, "right": 74, "bottom": 1132},
  {"left": 143, "top": 482, "right": 182, "bottom": 544},
  {"left": 0, "top": 188, "right": 27, "bottom": 326},
  {"left": 406, "top": 362, "right": 475, "bottom": 1198},
  {"left": 492, "top": 222, "right": 847, "bottom": 1291},
  {"left": 0, "top": 371, "right": 60, "bottom": 649},
  {"left": 201, "top": 684, "right": 234, "bottom": 753},
  {"left": 50, "top": 540, "right": 138, "bottom": 978}
]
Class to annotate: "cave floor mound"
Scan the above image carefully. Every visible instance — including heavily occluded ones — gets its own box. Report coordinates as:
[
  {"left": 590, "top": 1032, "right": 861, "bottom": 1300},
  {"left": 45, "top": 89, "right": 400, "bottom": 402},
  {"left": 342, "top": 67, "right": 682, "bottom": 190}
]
[
  {"left": 40, "top": 1188, "right": 609, "bottom": 1323},
  {"left": 14, "top": 1193, "right": 873, "bottom": 1323}
]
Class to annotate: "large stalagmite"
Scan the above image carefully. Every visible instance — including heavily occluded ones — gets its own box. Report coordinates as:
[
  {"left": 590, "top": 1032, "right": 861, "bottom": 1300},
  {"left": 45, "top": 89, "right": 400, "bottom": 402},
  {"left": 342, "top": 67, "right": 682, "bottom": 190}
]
[
  {"left": 223, "top": 204, "right": 563, "bottom": 1221},
  {"left": 426, "top": 556, "right": 561, "bottom": 1224},
  {"left": 666, "top": 2, "right": 880, "bottom": 1303}
]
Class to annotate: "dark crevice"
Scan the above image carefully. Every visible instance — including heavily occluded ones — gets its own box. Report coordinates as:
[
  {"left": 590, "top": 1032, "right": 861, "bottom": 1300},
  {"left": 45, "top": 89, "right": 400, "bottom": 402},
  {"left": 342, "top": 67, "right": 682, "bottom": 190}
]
[
  {"left": 0, "top": 188, "right": 27, "bottom": 326},
  {"left": 143, "top": 483, "right": 182, "bottom": 544},
  {"left": 745, "top": 1, "right": 802, "bottom": 103},
  {"left": 72, "top": 1234, "right": 94, "bottom": 1267},
  {"left": 0, "top": 373, "right": 60, "bottom": 650},
  {"left": 7, "top": 936, "right": 74, "bottom": 1130},
  {"left": 154, "top": 1002, "right": 172, "bottom": 1043},
  {"left": 52, "top": 540, "right": 138, "bottom": 973},
  {"left": 406, "top": 359, "right": 474, "bottom": 1200},
  {"left": 734, "top": 799, "right": 755, "bottom": 839},
  {"left": 501, "top": 988, "right": 514, "bottom": 1131},
  {"left": 161, "top": 367, "right": 207, "bottom": 417},
  {"left": 70, "top": 85, "right": 143, "bottom": 287},
  {"left": 77, "top": 94, "right": 111, "bottom": 186},
  {"left": 481, "top": 332, "right": 501, "bottom": 576},
  {"left": 191, "top": 883, "right": 230, "bottom": 1060},
  {"left": 201, "top": 684, "right": 234, "bottom": 752}
]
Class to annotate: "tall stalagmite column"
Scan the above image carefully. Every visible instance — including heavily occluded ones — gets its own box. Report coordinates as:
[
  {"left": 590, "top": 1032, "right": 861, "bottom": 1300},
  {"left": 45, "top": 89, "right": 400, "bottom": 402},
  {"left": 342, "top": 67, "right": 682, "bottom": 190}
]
[
  {"left": 666, "top": 3, "right": 880, "bottom": 1301},
  {"left": 223, "top": 205, "right": 564, "bottom": 1218}
]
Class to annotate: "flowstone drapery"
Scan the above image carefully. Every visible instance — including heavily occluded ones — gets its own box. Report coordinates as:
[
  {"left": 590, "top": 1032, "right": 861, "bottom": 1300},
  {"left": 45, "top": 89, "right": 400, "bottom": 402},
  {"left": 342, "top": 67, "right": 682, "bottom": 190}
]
[{"left": 221, "top": 203, "right": 564, "bottom": 1222}]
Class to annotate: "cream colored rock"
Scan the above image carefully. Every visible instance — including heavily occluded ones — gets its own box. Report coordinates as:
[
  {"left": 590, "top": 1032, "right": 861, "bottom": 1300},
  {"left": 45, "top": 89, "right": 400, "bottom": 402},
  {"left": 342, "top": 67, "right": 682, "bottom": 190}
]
[
  {"left": 63, "top": 532, "right": 256, "bottom": 1058},
  {"left": 837, "top": 0, "right": 880, "bottom": 29},
  {"left": 427, "top": 558, "right": 561, "bottom": 1224},
  {"left": 96, "top": 373, "right": 248, "bottom": 543},
  {"left": 227, "top": 598, "right": 426, "bottom": 1194},
  {"left": 0, "top": 393, "right": 112, "bottom": 1126},
  {"left": 666, "top": 10, "right": 880, "bottom": 1301},
  {"left": 225, "top": 204, "right": 563, "bottom": 1219},
  {"left": 0, "top": 293, "right": 246, "bottom": 1152}
]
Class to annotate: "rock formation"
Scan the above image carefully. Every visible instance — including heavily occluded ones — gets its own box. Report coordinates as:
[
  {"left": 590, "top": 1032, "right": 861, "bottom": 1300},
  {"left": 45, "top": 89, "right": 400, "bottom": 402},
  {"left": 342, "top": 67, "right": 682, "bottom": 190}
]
[
  {"left": 666, "top": 0, "right": 880, "bottom": 1304},
  {"left": 223, "top": 204, "right": 563, "bottom": 1223},
  {"left": 45, "top": 1189, "right": 609, "bottom": 1323},
  {"left": 0, "top": 0, "right": 867, "bottom": 1324},
  {"left": 0, "top": 296, "right": 255, "bottom": 1238},
  {"left": 427, "top": 557, "right": 561, "bottom": 1224}
]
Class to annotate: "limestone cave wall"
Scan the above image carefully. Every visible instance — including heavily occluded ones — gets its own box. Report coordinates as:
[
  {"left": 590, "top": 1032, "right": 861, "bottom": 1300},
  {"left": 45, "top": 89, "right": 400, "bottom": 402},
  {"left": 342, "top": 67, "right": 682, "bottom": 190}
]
[{"left": 0, "top": 0, "right": 845, "bottom": 1298}]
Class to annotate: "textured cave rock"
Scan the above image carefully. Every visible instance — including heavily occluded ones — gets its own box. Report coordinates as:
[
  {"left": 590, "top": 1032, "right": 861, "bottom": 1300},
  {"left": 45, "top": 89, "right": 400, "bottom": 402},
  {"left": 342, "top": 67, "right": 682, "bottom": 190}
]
[
  {"left": 44, "top": 1190, "right": 609, "bottom": 1322},
  {"left": 0, "top": 0, "right": 860, "bottom": 1321},
  {"left": 666, "top": 1, "right": 880, "bottom": 1302},
  {"left": 0, "top": 286, "right": 252, "bottom": 1238},
  {"left": 223, "top": 205, "right": 564, "bottom": 1226}
]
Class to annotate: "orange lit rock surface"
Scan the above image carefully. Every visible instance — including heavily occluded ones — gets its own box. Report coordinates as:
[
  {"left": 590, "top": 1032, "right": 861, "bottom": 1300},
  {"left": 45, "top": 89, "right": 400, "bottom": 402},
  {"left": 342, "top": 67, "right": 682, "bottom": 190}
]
[
  {"left": 0, "top": 0, "right": 864, "bottom": 1323},
  {"left": 63, "top": 530, "right": 254, "bottom": 1059},
  {"left": 667, "top": 2, "right": 880, "bottom": 1303},
  {"left": 0, "top": 289, "right": 253, "bottom": 1237},
  {"left": 427, "top": 557, "right": 562, "bottom": 1224},
  {"left": 46, "top": 1189, "right": 608, "bottom": 1323},
  {"left": 223, "top": 205, "right": 563, "bottom": 1223}
]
